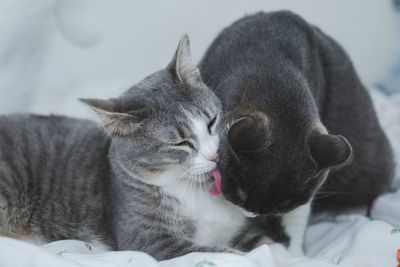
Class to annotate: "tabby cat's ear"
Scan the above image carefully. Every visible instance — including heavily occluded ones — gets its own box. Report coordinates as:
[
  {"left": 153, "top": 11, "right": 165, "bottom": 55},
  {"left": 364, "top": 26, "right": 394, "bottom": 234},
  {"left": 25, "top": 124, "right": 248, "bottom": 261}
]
[
  {"left": 80, "top": 98, "right": 140, "bottom": 136},
  {"left": 168, "top": 34, "right": 203, "bottom": 86},
  {"left": 308, "top": 133, "right": 352, "bottom": 170}
]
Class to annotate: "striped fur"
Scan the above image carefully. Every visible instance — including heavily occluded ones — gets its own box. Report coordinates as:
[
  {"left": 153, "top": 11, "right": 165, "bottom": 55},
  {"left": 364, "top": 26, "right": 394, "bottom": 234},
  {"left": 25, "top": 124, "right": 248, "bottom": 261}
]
[
  {"left": 0, "top": 35, "right": 267, "bottom": 260},
  {"left": 0, "top": 115, "right": 112, "bottom": 245}
]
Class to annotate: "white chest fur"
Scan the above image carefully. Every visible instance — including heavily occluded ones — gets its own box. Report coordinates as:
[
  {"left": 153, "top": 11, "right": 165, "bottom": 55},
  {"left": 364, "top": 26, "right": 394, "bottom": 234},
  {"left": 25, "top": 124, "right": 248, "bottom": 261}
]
[
  {"left": 282, "top": 201, "right": 311, "bottom": 256},
  {"left": 162, "top": 183, "right": 246, "bottom": 247}
]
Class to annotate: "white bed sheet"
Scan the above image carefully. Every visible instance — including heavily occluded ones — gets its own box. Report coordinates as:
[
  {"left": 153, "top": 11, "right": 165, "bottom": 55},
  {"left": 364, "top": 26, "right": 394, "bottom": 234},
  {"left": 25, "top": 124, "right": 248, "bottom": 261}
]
[{"left": 0, "top": 216, "right": 398, "bottom": 267}]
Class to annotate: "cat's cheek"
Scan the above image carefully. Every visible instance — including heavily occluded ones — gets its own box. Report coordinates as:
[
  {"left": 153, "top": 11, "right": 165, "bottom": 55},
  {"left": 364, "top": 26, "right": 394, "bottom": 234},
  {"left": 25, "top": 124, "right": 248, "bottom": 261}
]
[
  {"left": 198, "top": 136, "right": 220, "bottom": 161},
  {"left": 138, "top": 165, "right": 187, "bottom": 187},
  {"left": 192, "top": 156, "right": 217, "bottom": 174},
  {"left": 211, "top": 135, "right": 220, "bottom": 150}
]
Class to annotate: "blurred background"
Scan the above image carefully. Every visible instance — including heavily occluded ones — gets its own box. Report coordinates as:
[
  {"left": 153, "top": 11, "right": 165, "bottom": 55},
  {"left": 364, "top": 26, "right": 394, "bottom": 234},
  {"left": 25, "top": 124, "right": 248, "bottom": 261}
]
[{"left": 0, "top": 0, "right": 398, "bottom": 119}]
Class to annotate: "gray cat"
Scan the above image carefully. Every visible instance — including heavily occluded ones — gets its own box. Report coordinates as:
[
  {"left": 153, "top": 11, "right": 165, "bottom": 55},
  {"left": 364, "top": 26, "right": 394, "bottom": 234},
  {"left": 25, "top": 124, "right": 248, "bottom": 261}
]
[
  {"left": 0, "top": 36, "right": 266, "bottom": 260},
  {"left": 199, "top": 11, "right": 394, "bottom": 255}
]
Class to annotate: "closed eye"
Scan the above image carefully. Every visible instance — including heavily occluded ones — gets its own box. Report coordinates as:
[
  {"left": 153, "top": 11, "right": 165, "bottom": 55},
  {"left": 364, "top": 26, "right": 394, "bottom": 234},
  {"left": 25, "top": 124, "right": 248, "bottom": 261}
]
[
  {"left": 207, "top": 116, "right": 217, "bottom": 133},
  {"left": 174, "top": 140, "right": 195, "bottom": 149}
]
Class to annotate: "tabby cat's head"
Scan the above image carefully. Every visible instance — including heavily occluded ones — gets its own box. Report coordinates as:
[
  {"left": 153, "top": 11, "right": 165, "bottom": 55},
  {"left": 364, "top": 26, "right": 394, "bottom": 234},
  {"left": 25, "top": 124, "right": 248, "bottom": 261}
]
[{"left": 82, "top": 35, "right": 222, "bottom": 186}]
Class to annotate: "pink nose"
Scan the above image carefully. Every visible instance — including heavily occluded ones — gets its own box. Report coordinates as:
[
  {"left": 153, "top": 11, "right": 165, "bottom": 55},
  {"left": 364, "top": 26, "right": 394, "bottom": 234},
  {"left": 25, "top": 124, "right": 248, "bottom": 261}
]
[{"left": 208, "top": 152, "right": 219, "bottom": 162}]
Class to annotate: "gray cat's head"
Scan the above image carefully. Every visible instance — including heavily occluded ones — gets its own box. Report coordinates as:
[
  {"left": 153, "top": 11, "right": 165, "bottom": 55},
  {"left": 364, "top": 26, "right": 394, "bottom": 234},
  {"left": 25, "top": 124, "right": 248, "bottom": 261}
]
[
  {"left": 82, "top": 35, "right": 222, "bottom": 186},
  {"left": 219, "top": 111, "right": 352, "bottom": 215}
]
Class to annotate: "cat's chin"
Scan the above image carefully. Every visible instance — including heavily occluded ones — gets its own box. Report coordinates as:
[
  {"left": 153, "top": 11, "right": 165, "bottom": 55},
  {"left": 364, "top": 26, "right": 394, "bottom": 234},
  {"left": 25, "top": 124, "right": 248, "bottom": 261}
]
[{"left": 186, "top": 167, "right": 218, "bottom": 184}]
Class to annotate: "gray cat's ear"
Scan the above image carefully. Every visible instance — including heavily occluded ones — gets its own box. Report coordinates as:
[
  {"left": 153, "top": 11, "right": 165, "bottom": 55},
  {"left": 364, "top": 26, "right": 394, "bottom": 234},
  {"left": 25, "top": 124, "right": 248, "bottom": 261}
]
[
  {"left": 309, "top": 133, "right": 352, "bottom": 170},
  {"left": 168, "top": 34, "right": 202, "bottom": 85},
  {"left": 80, "top": 98, "right": 140, "bottom": 136},
  {"left": 228, "top": 117, "right": 269, "bottom": 153}
]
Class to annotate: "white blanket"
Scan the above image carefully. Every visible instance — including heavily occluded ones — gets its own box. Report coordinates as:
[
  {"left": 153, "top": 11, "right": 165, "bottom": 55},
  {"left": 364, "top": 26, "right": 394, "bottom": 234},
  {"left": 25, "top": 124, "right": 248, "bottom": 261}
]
[{"left": 0, "top": 217, "right": 398, "bottom": 267}]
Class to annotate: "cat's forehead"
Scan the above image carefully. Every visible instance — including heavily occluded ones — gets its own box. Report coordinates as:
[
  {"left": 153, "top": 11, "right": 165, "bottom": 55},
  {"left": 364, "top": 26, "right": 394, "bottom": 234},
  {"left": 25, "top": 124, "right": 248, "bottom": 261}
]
[
  {"left": 152, "top": 90, "right": 219, "bottom": 123},
  {"left": 124, "top": 69, "right": 220, "bottom": 129},
  {"left": 130, "top": 75, "right": 215, "bottom": 107},
  {"left": 155, "top": 107, "right": 209, "bottom": 130}
]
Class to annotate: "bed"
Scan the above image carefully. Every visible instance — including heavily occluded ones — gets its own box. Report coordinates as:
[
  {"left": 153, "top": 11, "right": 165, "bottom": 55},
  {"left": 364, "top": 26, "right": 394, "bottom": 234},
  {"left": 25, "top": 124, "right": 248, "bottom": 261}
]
[{"left": 1, "top": 1, "right": 399, "bottom": 266}]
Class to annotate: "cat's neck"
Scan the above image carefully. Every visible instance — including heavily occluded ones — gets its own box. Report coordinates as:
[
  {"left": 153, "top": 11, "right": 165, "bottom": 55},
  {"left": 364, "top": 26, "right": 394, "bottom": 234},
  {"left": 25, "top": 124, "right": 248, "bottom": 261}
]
[
  {"left": 110, "top": 153, "right": 248, "bottom": 247},
  {"left": 161, "top": 179, "right": 247, "bottom": 246}
]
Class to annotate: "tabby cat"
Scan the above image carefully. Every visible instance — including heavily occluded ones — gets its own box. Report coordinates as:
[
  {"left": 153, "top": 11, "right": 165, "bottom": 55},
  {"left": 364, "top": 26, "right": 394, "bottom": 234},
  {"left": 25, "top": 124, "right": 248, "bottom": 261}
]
[{"left": 0, "top": 35, "right": 266, "bottom": 260}]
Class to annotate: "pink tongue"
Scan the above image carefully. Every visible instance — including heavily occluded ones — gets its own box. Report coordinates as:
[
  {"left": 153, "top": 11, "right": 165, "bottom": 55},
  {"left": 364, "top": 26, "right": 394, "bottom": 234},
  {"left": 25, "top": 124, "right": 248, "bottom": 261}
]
[{"left": 209, "top": 169, "right": 222, "bottom": 196}]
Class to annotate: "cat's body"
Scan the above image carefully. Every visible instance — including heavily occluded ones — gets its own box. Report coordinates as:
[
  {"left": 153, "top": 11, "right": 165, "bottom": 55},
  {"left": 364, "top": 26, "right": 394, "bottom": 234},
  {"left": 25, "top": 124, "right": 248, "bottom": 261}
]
[
  {"left": 0, "top": 114, "right": 253, "bottom": 257},
  {"left": 0, "top": 36, "right": 266, "bottom": 260},
  {"left": 200, "top": 11, "right": 394, "bottom": 254},
  {"left": 0, "top": 115, "right": 112, "bottom": 245}
]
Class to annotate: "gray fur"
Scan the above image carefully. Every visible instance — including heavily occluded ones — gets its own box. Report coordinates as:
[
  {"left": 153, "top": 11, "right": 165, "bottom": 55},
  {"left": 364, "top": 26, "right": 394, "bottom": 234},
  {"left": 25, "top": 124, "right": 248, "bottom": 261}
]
[
  {"left": 0, "top": 35, "right": 264, "bottom": 260},
  {"left": 199, "top": 11, "right": 394, "bottom": 245},
  {"left": 0, "top": 114, "right": 112, "bottom": 243}
]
